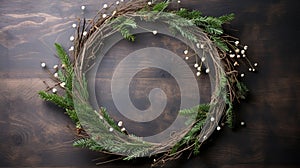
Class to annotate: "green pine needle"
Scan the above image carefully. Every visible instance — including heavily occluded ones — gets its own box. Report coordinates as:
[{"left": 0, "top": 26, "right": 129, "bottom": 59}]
[
  {"left": 113, "top": 17, "right": 137, "bottom": 42},
  {"left": 38, "top": 91, "right": 70, "bottom": 109},
  {"left": 236, "top": 82, "right": 249, "bottom": 100},
  {"left": 54, "top": 43, "right": 72, "bottom": 71},
  {"left": 152, "top": 1, "right": 169, "bottom": 12},
  {"left": 100, "top": 107, "right": 121, "bottom": 132},
  {"left": 73, "top": 138, "right": 104, "bottom": 151}
]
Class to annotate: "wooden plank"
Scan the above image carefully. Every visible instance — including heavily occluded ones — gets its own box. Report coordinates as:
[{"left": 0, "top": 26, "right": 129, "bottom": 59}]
[{"left": 0, "top": 0, "right": 299, "bottom": 167}]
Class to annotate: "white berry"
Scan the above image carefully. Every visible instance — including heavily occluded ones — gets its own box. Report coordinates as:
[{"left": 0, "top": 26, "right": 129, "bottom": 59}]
[
  {"left": 241, "top": 73, "right": 245, "bottom": 77},
  {"left": 102, "top": 14, "right": 107, "bottom": 18},
  {"left": 52, "top": 88, "right": 57, "bottom": 93},
  {"left": 70, "top": 36, "right": 75, "bottom": 41},
  {"left": 185, "top": 56, "right": 189, "bottom": 60},
  {"left": 194, "top": 63, "right": 199, "bottom": 68},
  {"left": 201, "top": 57, "right": 206, "bottom": 62},
  {"left": 109, "top": 127, "right": 114, "bottom": 132},
  {"left": 184, "top": 50, "right": 188, "bottom": 55},
  {"left": 103, "top": 4, "right": 108, "bottom": 9},
  {"left": 241, "top": 121, "right": 245, "bottom": 126},
  {"left": 54, "top": 73, "right": 58, "bottom": 78},
  {"left": 196, "top": 72, "right": 201, "bottom": 76},
  {"left": 234, "top": 61, "right": 239, "bottom": 66},
  {"left": 118, "top": 121, "right": 123, "bottom": 127},
  {"left": 60, "top": 82, "right": 66, "bottom": 88},
  {"left": 206, "top": 68, "right": 210, "bottom": 73},
  {"left": 81, "top": 5, "right": 86, "bottom": 10},
  {"left": 69, "top": 46, "right": 74, "bottom": 51},
  {"left": 41, "top": 62, "right": 46, "bottom": 68},
  {"left": 152, "top": 30, "right": 158, "bottom": 35},
  {"left": 83, "top": 31, "right": 88, "bottom": 36},
  {"left": 53, "top": 64, "right": 58, "bottom": 69},
  {"left": 72, "top": 23, "right": 77, "bottom": 28},
  {"left": 235, "top": 41, "right": 240, "bottom": 46},
  {"left": 148, "top": 1, "right": 152, "bottom": 5},
  {"left": 217, "top": 126, "right": 221, "bottom": 131},
  {"left": 254, "top": 63, "right": 258, "bottom": 67},
  {"left": 210, "top": 117, "right": 215, "bottom": 122}
]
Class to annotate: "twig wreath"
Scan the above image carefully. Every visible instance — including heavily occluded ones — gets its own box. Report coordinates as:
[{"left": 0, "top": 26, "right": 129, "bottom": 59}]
[{"left": 39, "top": 0, "right": 257, "bottom": 167}]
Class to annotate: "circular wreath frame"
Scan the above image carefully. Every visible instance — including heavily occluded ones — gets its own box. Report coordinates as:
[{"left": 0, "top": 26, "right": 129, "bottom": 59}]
[{"left": 39, "top": 0, "right": 255, "bottom": 167}]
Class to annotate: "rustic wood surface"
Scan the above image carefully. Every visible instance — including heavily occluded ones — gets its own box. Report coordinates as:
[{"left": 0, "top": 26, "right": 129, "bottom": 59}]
[{"left": 0, "top": 0, "right": 299, "bottom": 167}]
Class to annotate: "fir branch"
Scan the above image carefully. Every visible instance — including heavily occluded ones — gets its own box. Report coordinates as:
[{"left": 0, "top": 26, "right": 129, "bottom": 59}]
[
  {"left": 66, "top": 109, "right": 79, "bottom": 123},
  {"left": 176, "top": 8, "right": 202, "bottom": 20},
  {"left": 171, "top": 104, "right": 209, "bottom": 154},
  {"left": 225, "top": 103, "right": 234, "bottom": 128},
  {"left": 211, "top": 36, "right": 229, "bottom": 51},
  {"left": 73, "top": 138, "right": 104, "bottom": 151},
  {"left": 152, "top": 1, "right": 169, "bottom": 12},
  {"left": 100, "top": 107, "right": 121, "bottom": 132},
  {"left": 38, "top": 91, "right": 70, "bottom": 109},
  {"left": 120, "top": 28, "right": 135, "bottom": 42},
  {"left": 112, "top": 17, "right": 137, "bottom": 41},
  {"left": 236, "top": 82, "right": 249, "bottom": 100},
  {"left": 54, "top": 43, "right": 72, "bottom": 71},
  {"left": 179, "top": 104, "right": 209, "bottom": 118}
]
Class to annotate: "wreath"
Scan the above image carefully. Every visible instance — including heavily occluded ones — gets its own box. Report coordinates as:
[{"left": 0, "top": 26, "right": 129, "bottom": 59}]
[{"left": 39, "top": 0, "right": 257, "bottom": 167}]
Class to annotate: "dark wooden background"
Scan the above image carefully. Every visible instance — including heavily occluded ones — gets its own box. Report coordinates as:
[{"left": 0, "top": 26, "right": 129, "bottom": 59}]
[{"left": 0, "top": 0, "right": 299, "bottom": 167}]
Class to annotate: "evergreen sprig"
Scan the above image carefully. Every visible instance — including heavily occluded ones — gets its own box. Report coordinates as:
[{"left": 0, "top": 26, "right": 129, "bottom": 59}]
[
  {"left": 38, "top": 91, "right": 70, "bottom": 109},
  {"left": 175, "top": 8, "right": 235, "bottom": 51},
  {"left": 73, "top": 138, "right": 104, "bottom": 151},
  {"left": 112, "top": 16, "right": 137, "bottom": 41},
  {"left": 171, "top": 104, "right": 210, "bottom": 154},
  {"left": 100, "top": 107, "right": 122, "bottom": 133},
  {"left": 152, "top": 1, "right": 169, "bottom": 12}
]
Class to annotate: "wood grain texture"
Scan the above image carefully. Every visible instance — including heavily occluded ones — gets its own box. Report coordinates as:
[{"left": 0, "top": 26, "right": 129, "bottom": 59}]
[{"left": 0, "top": 0, "right": 299, "bottom": 168}]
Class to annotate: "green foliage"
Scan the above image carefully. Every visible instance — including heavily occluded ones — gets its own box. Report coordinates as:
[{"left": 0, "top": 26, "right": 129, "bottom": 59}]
[
  {"left": 236, "top": 82, "right": 249, "bottom": 100},
  {"left": 54, "top": 43, "right": 73, "bottom": 106},
  {"left": 39, "top": 43, "right": 77, "bottom": 122},
  {"left": 165, "top": 15, "right": 198, "bottom": 43},
  {"left": 211, "top": 36, "right": 229, "bottom": 51},
  {"left": 225, "top": 103, "right": 234, "bottom": 128},
  {"left": 38, "top": 91, "right": 70, "bottom": 109},
  {"left": 176, "top": 8, "right": 202, "bottom": 20},
  {"left": 100, "top": 107, "right": 121, "bottom": 132},
  {"left": 73, "top": 138, "right": 104, "bottom": 151},
  {"left": 66, "top": 109, "right": 79, "bottom": 123},
  {"left": 54, "top": 43, "right": 70, "bottom": 67},
  {"left": 152, "top": 1, "right": 169, "bottom": 12},
  {"left": 112, "top": 17, "right": 137, "bottom": 41},
  {"left": 171, "top": 104, "right": 209, "bottom": 155},
  {"left": 175, "top": 9, "right": 235, "bottom": 51}
]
